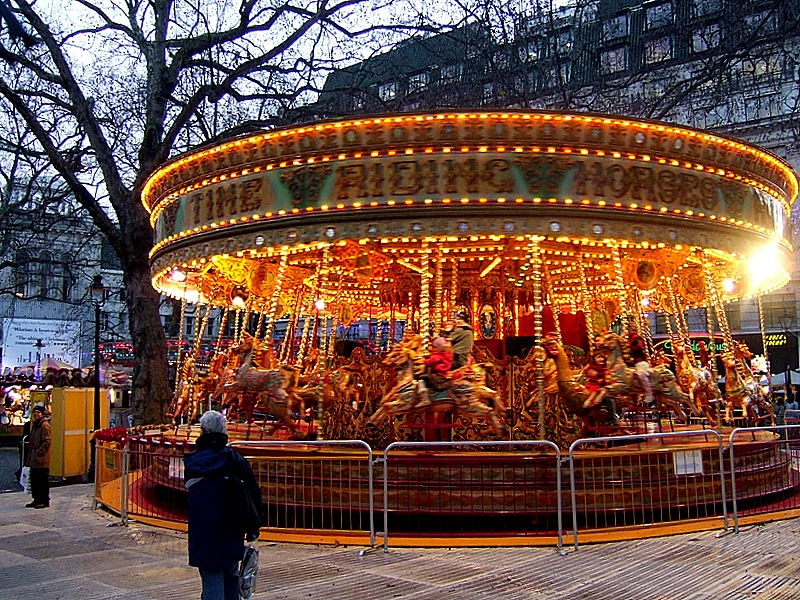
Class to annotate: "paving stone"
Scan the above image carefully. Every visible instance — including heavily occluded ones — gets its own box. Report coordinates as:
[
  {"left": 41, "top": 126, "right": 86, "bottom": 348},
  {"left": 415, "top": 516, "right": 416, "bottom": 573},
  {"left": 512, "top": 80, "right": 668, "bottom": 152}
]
[{"left": 3, "top": 483, "right": 800, "bottom": 599}]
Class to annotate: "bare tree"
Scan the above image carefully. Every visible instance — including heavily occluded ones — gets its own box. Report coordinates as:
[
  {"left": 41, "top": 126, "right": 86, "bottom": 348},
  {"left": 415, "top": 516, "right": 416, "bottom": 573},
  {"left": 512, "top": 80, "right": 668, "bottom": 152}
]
[{"left": 0, "top": 0, "right": 446, "bottom": 424}]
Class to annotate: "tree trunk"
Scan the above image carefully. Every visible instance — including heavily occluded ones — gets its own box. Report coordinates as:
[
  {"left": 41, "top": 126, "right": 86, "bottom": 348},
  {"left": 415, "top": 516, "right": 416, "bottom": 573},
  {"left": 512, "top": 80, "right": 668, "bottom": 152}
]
[
  {"left": 119, "top": 192, "right": 171, "bottom": 426},
  {"left": 125, "top": 263, "right": 170, "bottom": 425}
]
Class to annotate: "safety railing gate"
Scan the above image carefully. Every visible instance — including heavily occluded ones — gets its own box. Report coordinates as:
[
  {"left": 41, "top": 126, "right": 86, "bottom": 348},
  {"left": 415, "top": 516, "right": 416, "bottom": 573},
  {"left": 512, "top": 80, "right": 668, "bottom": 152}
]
[
  {"left": 728, "top": 424, "right": 800, "bottom": 532},
  {"left": 92, "top": 440, "right": 130, "bottom": 524},
  {"left": 381, "top": 440, "right": 562, "bottom": 552},
  {"left": 569, "top": 430, "right": 729, "bottom": 549},
  {"left": 123, "top": 438, "right": 189, "bottom": 526},
  {"left": 231, "top": 440, "right": 376, "bottom": 546}
]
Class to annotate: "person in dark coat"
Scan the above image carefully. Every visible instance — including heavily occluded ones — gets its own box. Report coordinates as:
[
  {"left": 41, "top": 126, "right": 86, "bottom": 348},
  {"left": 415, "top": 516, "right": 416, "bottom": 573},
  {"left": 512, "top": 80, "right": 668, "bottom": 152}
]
[
  {"left": 184, "top": 410, "right": 262, "bottom": 600},
  {"left": 25, "top": 404, "right": 51, "bottom": 508}
]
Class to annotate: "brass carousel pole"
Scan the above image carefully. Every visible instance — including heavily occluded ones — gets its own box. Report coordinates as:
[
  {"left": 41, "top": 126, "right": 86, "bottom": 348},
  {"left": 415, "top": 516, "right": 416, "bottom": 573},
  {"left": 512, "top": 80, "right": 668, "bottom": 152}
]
[
  {"left": 420, "top": 241, "right": 431, "bottom": 350},
  {"left": 263, "top": 252, "right": 288, "bottom": 342},
  {"left": 530, "top": 236, "right": 546, "bottom": 440}
]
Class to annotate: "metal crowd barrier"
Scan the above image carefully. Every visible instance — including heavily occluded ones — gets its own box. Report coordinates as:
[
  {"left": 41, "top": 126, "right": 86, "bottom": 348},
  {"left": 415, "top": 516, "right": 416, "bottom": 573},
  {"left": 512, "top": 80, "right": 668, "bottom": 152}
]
[
  {"left": 90, "top": 426, "right": 800, "bottom": 549},
  {"left": 728, "top": 425, "right": 800, "bottom": 532},
  {"left": 230, "top": 440, "right": 376, "bottom": 546},
  {"left": 568, "top": 429, "right": 728, "bottom": 549},
  {"left": 381, "top": 440, "right": 562, "bottom": 552}
]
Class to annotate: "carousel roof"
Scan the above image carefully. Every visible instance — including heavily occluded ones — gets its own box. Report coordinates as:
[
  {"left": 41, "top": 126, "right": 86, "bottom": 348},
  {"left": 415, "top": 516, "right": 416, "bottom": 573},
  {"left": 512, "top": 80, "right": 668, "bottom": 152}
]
[{"left": 142, "top": 110, "right": 798, "bottom": 324}]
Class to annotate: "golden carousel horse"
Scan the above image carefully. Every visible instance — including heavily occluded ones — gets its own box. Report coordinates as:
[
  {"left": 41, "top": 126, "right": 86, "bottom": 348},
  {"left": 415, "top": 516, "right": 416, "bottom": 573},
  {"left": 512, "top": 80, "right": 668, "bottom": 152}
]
[
  {"left": 672, "top": 338, "right": 721, "bottom": 427},
  {"left": 368, "top": 333, "right": 505, "bottom": 435},
  {"left": 225, "top": 332, "right": 300, "bottom": 435},
  {"left": 719, "top": 342, "right": 770, "bottom": 424},
  {"left": 595, "top": 332, "right": 691, "bottom": 422}
]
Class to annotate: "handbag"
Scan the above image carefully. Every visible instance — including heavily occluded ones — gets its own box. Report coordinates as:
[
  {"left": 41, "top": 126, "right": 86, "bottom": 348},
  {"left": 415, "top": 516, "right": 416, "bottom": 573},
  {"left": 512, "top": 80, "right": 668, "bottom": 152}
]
[
  {"left": 18, "top": 466, "right": 30, "bottom": 493},
  {"left": 238, "top": 544, "right": 259, "bottom": 600}
]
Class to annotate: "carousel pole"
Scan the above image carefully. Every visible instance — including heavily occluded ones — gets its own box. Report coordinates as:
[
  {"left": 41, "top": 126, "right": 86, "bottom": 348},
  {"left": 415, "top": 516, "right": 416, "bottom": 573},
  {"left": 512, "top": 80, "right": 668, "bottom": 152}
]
[
  {"left": 611, "top": 243, "right": 630, "bottom": 339},
  {"left": 263, "top": 252, "right": 288, "bottom": 342},
  {"left": 702, "top": 261, "right": 720, "bottom": 379},
  {"left": 543, "top": 258, "right": 562, "bottom": 343},
  {"left": 529, "top": 236, "right": 546, "bottom": 441},
  {"left": 450, "top": 258, "right": 459, "bottom": 317},
  {"left": 212, "top": 307, "right": 229, "bottom": 360},
  {"left": 172, "top": 292, "right": 189, "bottom": 402},
  {"left": 434, "top": 249, "right": 443, "bottom": 336},
  {"left": 578, "top": 252, "right": 595, "bottom": 337},
  {"left": 420, "top": 241, "right": 431, "bottom": 350}
]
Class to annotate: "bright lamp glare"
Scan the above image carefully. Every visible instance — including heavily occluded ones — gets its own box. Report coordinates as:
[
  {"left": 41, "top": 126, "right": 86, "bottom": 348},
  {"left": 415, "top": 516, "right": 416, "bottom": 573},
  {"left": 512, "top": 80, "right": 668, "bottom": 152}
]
[
  {"left": 185, "top": 289, "right": 200, "bottom": 304},
  {"left": 314, "top": 299, "right": 326, "bottom": 311},
  {"left": 721, "top": 278, "right": 735, "bottom": 293},
  {"left": 748, "top": 242, "right": 783, "bottom": 290}
]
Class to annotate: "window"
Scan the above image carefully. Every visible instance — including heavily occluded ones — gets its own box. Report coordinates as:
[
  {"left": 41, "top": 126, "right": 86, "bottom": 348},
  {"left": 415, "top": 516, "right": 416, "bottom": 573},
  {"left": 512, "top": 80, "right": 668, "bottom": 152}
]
[
  {"left": 645, "top": 36, "right": 672, "bottom": 64},
  {"left": 692, "top": 0, "right": 721, "bottom": 17},
  {"left": 746, "top": 10, "right": 779, "bottom": 35},
  {"left": 603, "top": 14, "right": 628, "bottom": 39},
  {"left": 600, "top": 47, "right": 627, "bottom": 74},
  {"left": 14, "top": 249, "right": 31, "bottom": 298},
  {"left": 692, "top": 23, "right": 720, "bottom": 53},
  {"left": 646, "top": 2, "right": 673, "bottom": 30},
  {"left": 742, "top": 55, "right": 782, "bottom": 80},
  {"left": 519, "top": 40, "right": 540, "bottom": 62},
  {"left": 38, "top": 251, "right": 53, "bottom": 299},
  {"left": 482, "top": 83, "right": 494, "bottom": 104},
  {"left": 555, "top": 30, "right": 573, "bottom": 55},
  {"left": 378, "top": 81, "right": 397, "bottom": 101},
  {"left": 440, "top": 64, "right": 462, "bottom": 83},
  {"left": 408, "top": 72, "right": 428, "bottom": 93}
]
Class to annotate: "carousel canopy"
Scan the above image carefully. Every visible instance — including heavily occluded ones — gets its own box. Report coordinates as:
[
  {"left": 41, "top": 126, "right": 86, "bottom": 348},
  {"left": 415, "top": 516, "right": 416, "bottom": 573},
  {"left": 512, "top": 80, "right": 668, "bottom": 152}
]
[{"left": 142, "top": 110, "right": 798, "bottom": 331}]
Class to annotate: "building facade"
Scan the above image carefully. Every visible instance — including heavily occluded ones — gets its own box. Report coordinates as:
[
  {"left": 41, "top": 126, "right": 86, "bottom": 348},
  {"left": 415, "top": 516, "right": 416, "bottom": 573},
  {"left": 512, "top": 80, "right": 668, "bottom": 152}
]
[{"left": 0, "top": 181, "right": 128, "bottom": 378}]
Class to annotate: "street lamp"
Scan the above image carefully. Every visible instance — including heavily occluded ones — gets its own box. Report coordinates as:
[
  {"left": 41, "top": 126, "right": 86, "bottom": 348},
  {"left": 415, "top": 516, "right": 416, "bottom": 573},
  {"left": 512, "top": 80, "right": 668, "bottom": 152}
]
[{"left": 90, "top": 275, "right": 106, "bottom": 431}]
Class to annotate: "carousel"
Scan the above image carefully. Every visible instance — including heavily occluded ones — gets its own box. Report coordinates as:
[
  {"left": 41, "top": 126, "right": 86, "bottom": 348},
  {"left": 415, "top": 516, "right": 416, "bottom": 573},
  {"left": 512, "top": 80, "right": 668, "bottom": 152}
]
[{"left": 130, "top": 110, "right": 800, "bottom": 542}]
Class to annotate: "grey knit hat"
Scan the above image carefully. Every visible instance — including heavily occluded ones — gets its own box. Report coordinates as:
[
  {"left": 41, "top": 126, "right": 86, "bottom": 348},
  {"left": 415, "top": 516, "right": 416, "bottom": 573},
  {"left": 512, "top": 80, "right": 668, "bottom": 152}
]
[{"left": 199, "top": 410, "right": 227, "bottom": 434}]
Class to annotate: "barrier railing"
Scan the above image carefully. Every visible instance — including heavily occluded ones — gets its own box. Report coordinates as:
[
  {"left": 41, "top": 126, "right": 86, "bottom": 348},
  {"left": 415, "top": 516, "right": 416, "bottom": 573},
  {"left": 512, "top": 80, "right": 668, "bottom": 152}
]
[
  {"left": 124, "top": 438, "right": 192, "bottom": 525},
  {"left": 230, "top": 440, "right": 376, "bottom": 546},
  {"left": 92, "top": 440, "right": 126, "bottom": 519},
  {"left": 381, "top": 440, "right": 562, "bottom": 552},
  {"left": 728, "top": 424, "right": 800, "bottom": 532},
  {"left": 90, "top": 428, "right": 800, "bottom": 547},
  {"left": 568, "top": 429, "right": 728, "bottom": 549}
]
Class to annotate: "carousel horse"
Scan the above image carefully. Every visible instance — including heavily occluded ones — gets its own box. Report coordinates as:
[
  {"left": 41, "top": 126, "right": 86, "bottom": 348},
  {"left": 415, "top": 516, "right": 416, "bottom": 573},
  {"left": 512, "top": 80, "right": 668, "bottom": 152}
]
[
  {"left": 368, "top": 334, "right": 504, "bottom": 435},
  {"left": 721, "top": 349, "right": 754, "bottom": 423},
  {"left": 535, "top": 334, "right": 620, "bottom": 437},
  {"left": 720, "top": 342, "right": 769, "bottom": 424},
  {"left": 595, "top": 332, "right": 691, "bottom": 421},
  {"left": 226, "top": 332, "right": 299, "bottom": 435},
  {"left": 734, "top": 341, "right": 773, "bottom": 423},
  {"left": 672, "top": 338, "right": 720, "bottom": 427}
]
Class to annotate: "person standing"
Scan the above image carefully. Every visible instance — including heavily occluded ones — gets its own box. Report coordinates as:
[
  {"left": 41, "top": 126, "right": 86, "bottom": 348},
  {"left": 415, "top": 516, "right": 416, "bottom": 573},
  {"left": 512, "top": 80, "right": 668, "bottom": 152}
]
[
  {"left": 25, "top": 403, "right": 51, "bottom": 509},
  {"left": 184, "top": 410, "right": 262, "bottom": 600},
  {"left": 449, "top": 312, "right": 474, "bottom": 370}
]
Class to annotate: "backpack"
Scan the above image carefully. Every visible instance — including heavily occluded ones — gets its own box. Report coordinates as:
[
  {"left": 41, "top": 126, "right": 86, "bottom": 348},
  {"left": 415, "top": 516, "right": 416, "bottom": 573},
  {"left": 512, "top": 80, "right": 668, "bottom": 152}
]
[{"left": 223, "top": 474, "right": 261, "bottom": 535}]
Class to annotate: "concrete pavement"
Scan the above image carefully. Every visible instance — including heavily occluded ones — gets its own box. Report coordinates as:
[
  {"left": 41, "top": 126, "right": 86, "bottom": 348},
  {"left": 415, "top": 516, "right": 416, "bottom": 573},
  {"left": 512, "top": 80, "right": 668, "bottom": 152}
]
[{"left": 2, "top": 483, "right": 800, "bottom": 599}]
